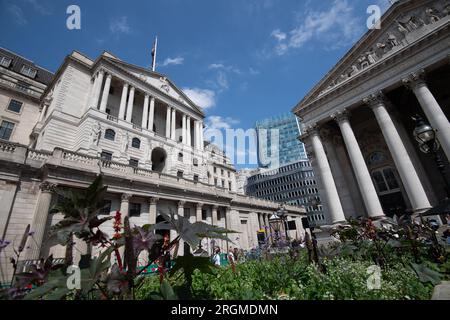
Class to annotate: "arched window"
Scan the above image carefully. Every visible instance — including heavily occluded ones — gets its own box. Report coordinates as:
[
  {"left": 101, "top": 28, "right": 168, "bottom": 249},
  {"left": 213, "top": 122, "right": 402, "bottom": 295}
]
[
  {"left": 131, "top": 137, "right": 141, "bottom": 149},
  {"left": 178, "top": 152, "right": 184, "bottom": 162},
  {"left": 104, "top": 129, "right": 116, "bottom": 141}
]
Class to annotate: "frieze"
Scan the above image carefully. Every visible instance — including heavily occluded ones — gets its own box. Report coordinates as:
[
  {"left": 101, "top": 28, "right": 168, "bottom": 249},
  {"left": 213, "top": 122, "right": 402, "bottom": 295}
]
[{"left": 314, "top": 1, "right": 450, "bottom": 99}]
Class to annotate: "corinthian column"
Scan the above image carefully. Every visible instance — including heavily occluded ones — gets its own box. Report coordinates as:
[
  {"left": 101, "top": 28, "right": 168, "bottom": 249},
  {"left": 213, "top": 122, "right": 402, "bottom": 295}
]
[
  {"left": 142, "top": 94, "right": 149, "bottom": 129},
  {"left": 125, "top": 86, "right": 135, "bottom": 123},
  {"left": 149, "top": 197, "right": 158, "bottom": 225},
  {"left": 118, "top": 83, "right": 129, "bottom": 120},
  {"left": 99, "top": 73, "right": 112, "bottom": 112},
  {"left": 196, "top": 203, "right": 203, "bottom": 222},
  {"left": 166, "top": 106, "right": 171, "bottom": 138},
  {"left": 308, "top": 125, "right": 346, "bottom": 224},
  {"left": 171, "top": 108, "right": 176, "bottom": 140},
  {"left": 91, "top": 70, "right": 105, "bottom": 110},
  {"left": 26, "top": 182, "right": 56, "bottom": 260},
  {"left": 364, "top": 92, "right": 431, "bottom": 212},
  {"left": 403, "top": 70, "right": 450, "bottom": 161},
  {"left": 148, "top": 97, "right": 155, "bottom": 131},
  {"left": 332, "top": 110, "right": 385, "bottom": 219}
]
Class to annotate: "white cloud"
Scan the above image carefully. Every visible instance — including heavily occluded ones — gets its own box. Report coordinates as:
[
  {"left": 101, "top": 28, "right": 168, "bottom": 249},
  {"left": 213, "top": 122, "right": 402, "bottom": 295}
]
[
  {"left": 208, "top": 63, "right": 225, "bottom": 69},
  {"left": 271, "top": 29, "right": 287, "bottom": 41},
  {"left": 205, "top": 116, "right": 240, "bottom": 130},
  {"left": 182, "top": 88, "right": 216, "bottom": 109},
  {"left": 110, "top": 16, "right": 131, "bottom": 34},
  {"left": 271, "top": 0, "right": 363, "bottom": 55},
  {"left": 8, "top": 4, "right": 27, "bottom": 25},
  {"left": 162, "top": 57, "right": 184, "bottom": 67}
]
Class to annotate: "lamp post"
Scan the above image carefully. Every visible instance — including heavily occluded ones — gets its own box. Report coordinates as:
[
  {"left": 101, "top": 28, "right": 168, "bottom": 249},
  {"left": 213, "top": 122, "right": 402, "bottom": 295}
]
[
  {"left": 276, "top": 204, "right": 289, "bottom": 241},
  {"left": 269, "top": 213, "right": 282, "bottom": 244},
  {"left": 412, "top": 115, "right": 450, "bottom": 198}
]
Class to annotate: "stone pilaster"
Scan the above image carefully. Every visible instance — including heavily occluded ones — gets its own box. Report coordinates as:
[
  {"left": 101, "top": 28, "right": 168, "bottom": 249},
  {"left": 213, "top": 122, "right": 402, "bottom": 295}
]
[
  {"left": 26, "top": 182, "right": 56, "bottom": 260},
  {"left": 149, "top": 197, "right": 158, "bottom": 225}
]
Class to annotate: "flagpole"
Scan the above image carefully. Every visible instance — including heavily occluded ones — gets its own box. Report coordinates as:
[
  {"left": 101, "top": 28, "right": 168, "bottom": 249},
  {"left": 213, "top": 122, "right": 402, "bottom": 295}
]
[{"left": 152, "top": 36, "right": 158, "bottom": 72}]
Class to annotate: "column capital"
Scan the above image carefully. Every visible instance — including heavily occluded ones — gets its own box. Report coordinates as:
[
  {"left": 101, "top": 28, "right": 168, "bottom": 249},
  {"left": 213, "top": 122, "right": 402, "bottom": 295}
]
[
  {"left": 149, "top": 197, "right": 159, "bottom": 204},
  {"left": 363, "top": 91, "right": 386, "bottom": 108},
  {"left": 402, "top": 69, "right": 427, "bottom": 90},
  {"left": 144, "top": 93, "right": 150, "bottom": 99},
  {"left": 331, "top": 109, "right": 350, "bottom": 124},
  {"left": 105, "top": 73, "right": 112, "bottom": 80},
  {"left": 304, "top": 123, "right": 321, "bottom": 137},
  {"left": 97, "top": 69, "right": 105, "bottom": 76},
  {"left": 39, "top": 181, "right": 56, "bottom": 193},
  {"left": 196, "top": 202, "right": 204, "bottom": 209},
  {"left": 123, "top": 82, "right": 130, "bottom": 88},
  {"left": 212, "top": 205, "right": 219, "bottom": 210},
  {"left": 178, "top": 200, "right": 186, "bottom": 208},
  {"left": 121, "top": 193, "right": 133, "bottom": 202}
]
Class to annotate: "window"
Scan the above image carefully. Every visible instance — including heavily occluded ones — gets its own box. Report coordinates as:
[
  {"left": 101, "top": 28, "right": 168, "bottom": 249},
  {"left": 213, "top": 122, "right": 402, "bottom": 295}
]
[
  {"left": 104, "top": 129, "right": 115, "bottom": 141},
  {"left": 0, "top": 56, "right": 12, "bottom": 68},
  {"left": 0, "top": 120, "right": 15, "bottom": 140},
  {"left": 131, "top": 138, "right": 141, "bottom": 149},
  {"left": 228, "top": 182, "right": 232, "bottom": 190},
  {"left": 202, "top": 210, "right": 207, "bottom": 220},
  {"left": 178, "top": 153, "right": 184, "bottom": 162},
  {"left": 221, "top": 180, "right": 225, "bottom": 188},
  {"left": 7, "top": 99, "right": 23, "bottom": 113},
  {"left": 193, "top": 158, "right": 198, "bottom": 167},
  {"left": 129, "top": 158, "right": 139, "bottom": 168},
  {"left": 193, "top": 175, "right": 199, "bottom": 182},
  {"left": 228, "top": 171, "right": 230, "bottom": 178},
  {"left": 221, "top": 169, "right": 224, "bottom": 176},
  {"left": 177, "top": 171, "right": 184, "bottom": 178},
  {"left": 371, "top": 167, "right": 400, "bottom": 194},
  {"left": 214, "top": 178, "right": 218, "bottom": 185},
  {"left": 100, "top": 200, "right": 112, "bottom": 215},
  {"left": 100, "top": 151, "right": 113, "bottom": 161},
  {"left": 129, "top": 203, "right": 141, "bottom": 217},
  {"left": 20, "top": 65, "right": 37, "bottom": 78},
  {"left": 16, "top": 81, "right": 30, "bottom": 92},
  {"left": 213, "top": 167, "right": 217, "bottom": 174}
]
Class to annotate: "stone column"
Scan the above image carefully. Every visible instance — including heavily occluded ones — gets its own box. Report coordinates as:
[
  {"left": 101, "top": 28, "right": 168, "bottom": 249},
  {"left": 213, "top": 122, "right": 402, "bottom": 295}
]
[
  {"left": 26, "top": 182, "right": 55, "bottom": 260},
  {"left": 308, "top": 125, "right": 346, "bottom": 224},
  {"left": 91, "top": 70, "right": 104, "bottom": 109},
  {"left": 149, "top": 197, "right": 158, "bottom": 225},
  {"left": 177, "top": 201, "right": 186, "bottom": 255},
  {"left": 182, "top": 114, "right": 187, "bottom": 144},
  {"left": 39, "top": 103, "right": 49, "bottom": 122},
  {"left": 99, "top": 73, "right": 112, "bottom": 112},
  {"left": 142, "top": 94, "right": 149, "bottom": 129},
  {"left": 194, "top": 121, "right": 199, "bottom": 149},
  {"left": 118, "top": 83, "right": 129, "bottom": 120},
  {"left": 125, "top": 86, "right": 135, "bottom": 123},
  {"left": 171, "top": 108, "right": 176, "bottom": 140},
  {"left": 332, "top": 110, "right": 385, "bottom": 219},
  {"left": 196, "top": 203, "right": 203, "bottom": 222},
  {"left": 403, "top": 70, "right": 450, "bottom": 161},
  {"left": 364, "top": 92, "right": 432, "bottom": 212},
  {"left": 148, "top": 97, "right": 155, "bottom": 131},
  {"left": 166, "top": 106, "right": 171, "bottom": 138},
  {"left": 120, "top": 193, "right": 132, "bottom": 221},
  {"left": 186, "top": 117, "right": 192, "bottom": 147},
  {"left": 211, "top": 205, "right": 218, "bottom": 226},
  {"left": 199, "top": 121, "right": 204, "bottom": 150}
]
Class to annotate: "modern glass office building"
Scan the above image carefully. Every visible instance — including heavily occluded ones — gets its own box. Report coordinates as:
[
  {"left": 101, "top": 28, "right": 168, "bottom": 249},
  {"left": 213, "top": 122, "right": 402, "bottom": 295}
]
[
  {"left": 248, "top": 113, "right": 326, "bottom": 227},
  {"left": 255, "top": 113, "right": 307, "bottom": 168}
]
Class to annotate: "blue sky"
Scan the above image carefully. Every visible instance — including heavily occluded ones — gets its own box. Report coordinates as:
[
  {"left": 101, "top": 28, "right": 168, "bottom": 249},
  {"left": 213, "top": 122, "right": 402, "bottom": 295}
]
[{"left": 0, "top": 0, "right": 390, "bottom": 168}]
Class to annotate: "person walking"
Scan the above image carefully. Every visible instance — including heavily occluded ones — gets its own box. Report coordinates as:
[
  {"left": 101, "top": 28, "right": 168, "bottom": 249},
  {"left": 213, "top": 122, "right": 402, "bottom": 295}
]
[{"left": 212, "top": 246, "right": 221, "bottom": 266}]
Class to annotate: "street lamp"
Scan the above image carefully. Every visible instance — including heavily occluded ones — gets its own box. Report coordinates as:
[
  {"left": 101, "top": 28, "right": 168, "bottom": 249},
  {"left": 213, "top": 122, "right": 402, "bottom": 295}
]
[
  {"left": 412, "top": 115, "right": 450, "bottom": 198},
  {"left": 276, "top": 204, "right": 290, "bottom": 241},
  {"left": 269, "top": 213, "right": 282, "bottom": 243}
]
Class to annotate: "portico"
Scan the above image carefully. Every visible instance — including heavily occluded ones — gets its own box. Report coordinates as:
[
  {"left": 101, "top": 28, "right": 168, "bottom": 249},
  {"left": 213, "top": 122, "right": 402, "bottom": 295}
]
[{"left": 294, "top": 0, "right": 450, "bottom": 224}]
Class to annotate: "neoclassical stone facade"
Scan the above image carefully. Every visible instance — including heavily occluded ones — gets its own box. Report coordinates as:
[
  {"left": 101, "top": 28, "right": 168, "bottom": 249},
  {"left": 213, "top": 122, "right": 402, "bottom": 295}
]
[
  {"left": 294, "top": 0, "right": 450, "bottom": 225},
  {"left": 0, "top": 48, "right": 305, "bottom": 283}
]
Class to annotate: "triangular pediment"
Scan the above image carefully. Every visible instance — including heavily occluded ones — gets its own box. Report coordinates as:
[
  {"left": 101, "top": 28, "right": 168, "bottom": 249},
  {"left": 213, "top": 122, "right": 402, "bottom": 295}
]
[
  {"left": 102, "top": 57, "right": 204, "bottom": 116},
  {"left": 295, "top": 0, "right": 450, "bottom": 111}
]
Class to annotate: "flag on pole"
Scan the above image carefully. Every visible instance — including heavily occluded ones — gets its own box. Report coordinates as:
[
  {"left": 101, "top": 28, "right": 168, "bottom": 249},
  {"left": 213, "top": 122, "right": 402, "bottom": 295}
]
[{"left": 151, "top": 36, "right": 158, "bottom": 72}]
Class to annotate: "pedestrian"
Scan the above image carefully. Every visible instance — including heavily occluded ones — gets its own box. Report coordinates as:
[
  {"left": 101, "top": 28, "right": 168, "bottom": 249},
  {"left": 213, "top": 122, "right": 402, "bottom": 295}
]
[{"left": 212, "top": 246, "right": 221, "bottom": 266}]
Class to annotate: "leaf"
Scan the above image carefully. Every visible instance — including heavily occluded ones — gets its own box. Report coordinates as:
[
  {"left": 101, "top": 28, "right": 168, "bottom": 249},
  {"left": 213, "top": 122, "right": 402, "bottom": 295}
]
[
  {"left": 410, "top": 262, "right": 442, "bottom": 285},
  {"left": 169, "top": 255, "right": 214, "bottom": 287},
  {"left": 160, "top": 280, "right": 178, "bottom": 300}
]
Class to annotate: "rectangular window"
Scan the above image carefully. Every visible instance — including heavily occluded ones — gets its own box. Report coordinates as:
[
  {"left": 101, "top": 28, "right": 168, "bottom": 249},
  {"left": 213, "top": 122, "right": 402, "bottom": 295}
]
[
  {"left": 177, "top": 171, "right": 184, "bottom": 178},
  {"left": 228, "top": 182, "right": 232, "bottom": 190},
  {"left": 0, "top": 56, "right": 12, "bottom": 68},
  {"left": 0, "top": 120, "right": 15, "bottom": 140},
  {"left": 20, "top": 65, "right": 37, "bottom": 78},
  {"left": 202, "top": 210, "right": 207, "bottom": 220},
  {"left": 129, "top": 203, "right": 141, "bottom": 217},
  {"left": 7, "top": 99, "right": 23, "bottom": 113},
  {"left": 193, "top": 175, "right": 199, "bottom": 182},
  {"left": 221, "top": 180, "right": 225, "bottom": 188},
  {"left": 100, "top": 151, "right": 113, "bottom": 161},
  {"left": 214, "top": 178, "right": 218, "bottom": 185},
  {"left": 129, "top": 158, "right": 139, "bottom": 168}
]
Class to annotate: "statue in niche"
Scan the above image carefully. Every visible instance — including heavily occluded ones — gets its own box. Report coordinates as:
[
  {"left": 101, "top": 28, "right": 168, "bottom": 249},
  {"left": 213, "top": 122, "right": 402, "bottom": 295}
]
[
  {"left": 350, "top": 64, "right": 359, "bottom": 76},
  {"left": 425, "top": 7, "right": 440, "bottom": 24},
  {"left": 90, "top": 121, "right": 102, "bottom": 146},
  {"left": 365, "top": 51, "right": 377, "bottom": 64},
  {"left": 396, "top": 20, "right": 409, "bottom": 36},
  {"left": 376, "top": 42, "right": 387, "bottom": 55},
  {"left": 121, "top": 131, "right": 129, "bottom": 153},
  {"left": 386, "top": 32, "right": 399, "bottom": 48}
]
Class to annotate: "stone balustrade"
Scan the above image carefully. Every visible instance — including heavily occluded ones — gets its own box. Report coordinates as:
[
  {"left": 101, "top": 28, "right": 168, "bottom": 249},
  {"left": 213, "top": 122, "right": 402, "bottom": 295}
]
[{"left": 0, "top": 142, "right": 304, "bottom": 215}]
